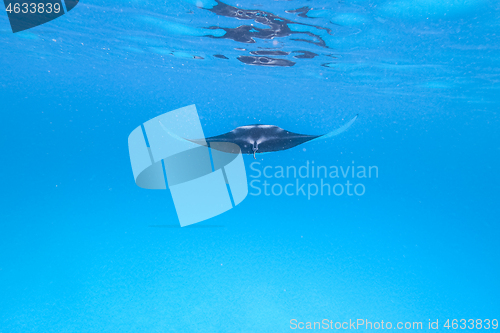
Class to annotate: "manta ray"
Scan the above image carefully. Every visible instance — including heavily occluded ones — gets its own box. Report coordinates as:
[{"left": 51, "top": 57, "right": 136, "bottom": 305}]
[{"left": 160, "top": 115, "right": 358, "bottom": 159}]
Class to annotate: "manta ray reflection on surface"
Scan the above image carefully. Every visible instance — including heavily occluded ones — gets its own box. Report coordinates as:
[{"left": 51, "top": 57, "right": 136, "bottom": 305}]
[{"left": 161, "top": 115, "right": 358, "bottom": 159}]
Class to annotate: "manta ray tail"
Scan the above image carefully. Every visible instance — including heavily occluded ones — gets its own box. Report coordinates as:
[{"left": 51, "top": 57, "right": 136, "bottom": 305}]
[
  {"left": 252, "top": 142, "right": 259, "bottom": 159},
  {"left": 314, "top": 114, "right": 358, "bottom": 141}
]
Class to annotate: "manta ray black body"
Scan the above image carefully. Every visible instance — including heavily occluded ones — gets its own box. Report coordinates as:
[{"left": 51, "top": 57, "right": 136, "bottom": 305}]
[{"left": 204, "top": 115, "right": 358, "bottom": 159}]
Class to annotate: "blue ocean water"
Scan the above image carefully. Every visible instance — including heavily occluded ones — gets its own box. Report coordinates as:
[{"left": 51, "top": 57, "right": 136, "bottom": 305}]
[{"left": 0, "top": 0, "right": 499, "bottom": 332}]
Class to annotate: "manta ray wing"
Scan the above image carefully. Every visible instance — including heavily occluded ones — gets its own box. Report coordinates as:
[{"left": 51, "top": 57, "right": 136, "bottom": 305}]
[
  {"left": 204, "top": 126, "right": 319, "bottom": 155},
  {"left": 159, "top": 115, "right": 358, "bottom": 158},
  {"left": 251, "top": 113, "right": 357, "bottom": 154},
  {"left": 255, "top": 133, "right": 319, "bottom": 153},
  {"left": 313, "top": 114, "right": 358, "bottom": 141}
]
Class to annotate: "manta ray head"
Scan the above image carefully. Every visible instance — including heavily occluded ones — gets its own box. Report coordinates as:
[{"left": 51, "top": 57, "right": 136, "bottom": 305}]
[
  {"left": 207, "top": 124, "right": 316, "bottom": 158},
  {"left": 230, "top": 125, "right": 288, "bottom": 157}
]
